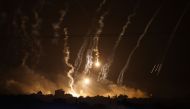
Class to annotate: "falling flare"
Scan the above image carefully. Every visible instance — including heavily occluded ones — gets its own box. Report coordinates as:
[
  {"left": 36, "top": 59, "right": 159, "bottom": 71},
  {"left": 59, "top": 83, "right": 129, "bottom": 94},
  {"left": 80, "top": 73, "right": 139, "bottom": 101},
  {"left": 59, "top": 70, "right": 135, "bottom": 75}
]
[
  {"left": 117, "top": 6, "right": 162, "bottom": 85},
  {"left": 95, "top": 59, "right": 101, "bottom": 68},
  {"left": 74, "top": 0, "right": 107, "bottom": 74},
  {"left": 93, "top": 12, "right": 107, "bottom": 63},
  {"left": 83, "top": 12, "right": 107, "bottom": 76},
  {"left": 63, "top": 28, "right": 77, "bottom": 95},
  {"left": 83, "top": 78, "right": 91, "bottom": 85},
  {"left": 157, "top": 2, "right": 190, "bottom": 76},
  {"left": 98, "top": 1, "right": 140, "bottom": 81}
]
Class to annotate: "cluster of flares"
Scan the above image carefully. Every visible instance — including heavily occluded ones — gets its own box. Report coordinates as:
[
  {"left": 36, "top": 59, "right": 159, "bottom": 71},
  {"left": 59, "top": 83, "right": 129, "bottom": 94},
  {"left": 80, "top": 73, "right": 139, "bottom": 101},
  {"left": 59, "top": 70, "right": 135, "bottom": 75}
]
[
  {"left": 2, "top": 0, "right": 148, "bottom": 98},
  {"left": 61, "top": 0, "right": 147, "bottom": 98},
  {"left": 98, "top": 1, "right": 139, "bottom": 82},
  {"left": 4, "top": 0, "right": 189, "bottom": 99}
]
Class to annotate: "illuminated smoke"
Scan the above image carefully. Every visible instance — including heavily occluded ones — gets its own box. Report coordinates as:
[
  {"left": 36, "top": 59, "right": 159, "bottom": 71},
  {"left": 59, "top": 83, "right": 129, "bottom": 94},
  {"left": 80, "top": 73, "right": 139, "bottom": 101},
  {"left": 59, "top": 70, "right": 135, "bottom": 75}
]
[
  {"left": 98, "top": 63, "right": 109, "bottom": 81},
  {"left": 0, "top": 1, "right": 150, "bottom": 98},
  {"left": 5, "top": 65, "right": 57, "bottom": 95},
  {"left": 105, "top": 84, "right": 147, "bottom": 98},
  {"left": 19, "top": 14, "right": 32, "bottom": 66},
  {"left": 74, "top": 38, "right": 88, "bottom": 72},
  {"left": 113, "top": 1, "right": 140, "bottom": 52},
  {"left": 98, "top": 2, "right": 140, "bottom": 81},
  {"left": 32, "top": 11, "right": 41, "bottom": 36},
  {"left": 156, "top": 2, "right": 190, "bottom": 76},
  {"left": 82, "top": 12, "right": 107, "bottom": 76},
  {"left": 83, "top": 49, "right": 93, "bottom": 75},
  {"left": 63, "top": 28, "right": 76, "bottom": 95},
  {"left": 31, "top": 11, "right": 42, "bottom": 66},
  {"left": 15, "top": 10, "right": 42, "bottom": 67},
  {"left": 93, "top": 12, "right": 108, "bottom": 66},
  {"left": 74, "top": 79, "right": 147, "bottom": 98},
  {"left": 21, "top": 16, "right": 29, "bottom": 37},
  {"left": 52, "top": 10, "right": 67, "bottom": 44},
  {"left": 74, "top": 0, "right": 107, "bottom": 73},
  {"left": 117, "top": 7, "right": 162, "bottom": 85},
  {"left": 96, "top": 0, "right": 107, "bottom": 12}
]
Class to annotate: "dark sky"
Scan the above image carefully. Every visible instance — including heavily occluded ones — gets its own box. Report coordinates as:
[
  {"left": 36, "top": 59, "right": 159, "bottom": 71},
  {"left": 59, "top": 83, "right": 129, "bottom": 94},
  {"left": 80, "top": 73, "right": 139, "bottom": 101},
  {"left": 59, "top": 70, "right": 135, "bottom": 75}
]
[{"left": 0, "top": 0, "right": 190, "bottom": 98}]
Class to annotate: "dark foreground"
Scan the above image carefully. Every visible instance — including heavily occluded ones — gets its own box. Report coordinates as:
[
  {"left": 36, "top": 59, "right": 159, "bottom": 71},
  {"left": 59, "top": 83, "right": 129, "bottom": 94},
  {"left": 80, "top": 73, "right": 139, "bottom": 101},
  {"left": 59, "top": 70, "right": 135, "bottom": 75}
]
[{"left": 0, "top": 93, "right": 189, "bottom": 109}]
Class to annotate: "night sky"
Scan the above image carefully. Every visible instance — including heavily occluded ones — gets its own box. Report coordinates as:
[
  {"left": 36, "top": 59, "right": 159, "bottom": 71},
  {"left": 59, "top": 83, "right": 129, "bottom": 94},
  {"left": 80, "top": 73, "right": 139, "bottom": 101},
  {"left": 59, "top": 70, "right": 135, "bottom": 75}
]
[{"left": 0, "top": 0, "right": 190, "bottom": 98}]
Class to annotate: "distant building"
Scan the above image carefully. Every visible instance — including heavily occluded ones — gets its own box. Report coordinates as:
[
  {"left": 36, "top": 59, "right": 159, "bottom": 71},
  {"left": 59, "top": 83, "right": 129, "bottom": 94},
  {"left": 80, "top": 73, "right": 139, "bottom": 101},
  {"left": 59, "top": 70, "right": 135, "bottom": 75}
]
[{"left": 55, "top": 89, "right": 65, "bottom": 97}]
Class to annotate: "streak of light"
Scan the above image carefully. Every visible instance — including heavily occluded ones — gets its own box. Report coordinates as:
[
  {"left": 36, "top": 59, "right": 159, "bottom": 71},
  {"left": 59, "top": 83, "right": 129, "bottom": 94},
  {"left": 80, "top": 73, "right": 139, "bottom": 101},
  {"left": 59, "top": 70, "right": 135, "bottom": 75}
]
[
  {"left": 93, "top": 12, "right": 108, "bottom": 66},
  {"left": 63, "top": 28, "right": 77, "bottom": 96},
  {"left": 98, "top": 1, "right": 140, "bottom": 81},
  {"left": 157, "top": 2, "right": 190, "bottom": 75},
  {"left": 117, "top": 6, "right": 162, "bottom": 85}
]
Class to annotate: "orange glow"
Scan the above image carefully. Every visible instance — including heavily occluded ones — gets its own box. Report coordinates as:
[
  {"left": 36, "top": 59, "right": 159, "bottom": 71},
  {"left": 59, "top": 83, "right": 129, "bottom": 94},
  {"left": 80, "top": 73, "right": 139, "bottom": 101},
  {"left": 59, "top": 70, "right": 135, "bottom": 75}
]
[
  {"left": 94, "top": 60, "right": 101, "bottom": 67},
  {"left": 83, "top": 78, "right": 90, "bottom": 85}
]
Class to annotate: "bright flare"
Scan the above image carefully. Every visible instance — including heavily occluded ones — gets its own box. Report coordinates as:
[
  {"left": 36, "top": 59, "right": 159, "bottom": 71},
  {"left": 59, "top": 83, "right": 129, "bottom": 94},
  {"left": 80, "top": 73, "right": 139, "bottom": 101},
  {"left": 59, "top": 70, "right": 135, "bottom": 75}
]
[
  {"left": 95, "top": 60, "right": 101, "bottom": 67},
  {"left": 83, "top": 78, "right": 90, "bottom": 85}
]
